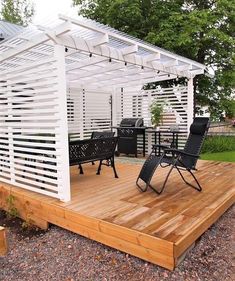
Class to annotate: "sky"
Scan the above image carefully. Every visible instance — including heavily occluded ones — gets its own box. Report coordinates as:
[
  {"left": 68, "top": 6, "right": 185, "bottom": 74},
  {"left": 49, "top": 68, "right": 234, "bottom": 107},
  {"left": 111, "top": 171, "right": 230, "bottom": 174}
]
[{"left": 33, "top": 0, "right": 78, "bottom": 24}]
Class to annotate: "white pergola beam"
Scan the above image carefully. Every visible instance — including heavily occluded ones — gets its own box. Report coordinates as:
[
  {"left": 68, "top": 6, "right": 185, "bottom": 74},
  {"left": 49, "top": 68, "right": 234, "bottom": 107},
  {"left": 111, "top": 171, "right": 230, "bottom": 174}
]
[
  {"left": 89, "top": 33, "right": 109, "bottom": 47},
  {"left": 189, "top": 69, "right": 204, "bottom": 75},
  {"left": 176, "top": 64, "right": 192, "bottom": 71},
  {"left": 144, "top": 53, "right": 161, "bottom": 62},
  {"left": 121, "top": 45, "right": 138, "bottom": 56},
  {"left": 57, "top": 34, "right": 192, "bottom": 78},
  {"left": 0, "top": 21, "right": 71, "bottom": 63},
  {"left": 162, "top": 59, "right": 178, "bottom": 67},
  {"left": 66, "top": 56, "right": 108, "bottom": 72},
  {"left": 69, "top": 67, "right": 153, "bottom": 84},
  {"left": 151, "top": 61, "right": 192, "bottom": 78},
  {"left": 70, "top": 71, "right": 156, "bottom": 86},
  {"left": 59, "top": 14, "right": 205, "bottom": 71},
  {"left": 70, "top": 73, "right": 177, "bottom": 89},
  {"left": 68, "top": 62, "right": 126, "bottom": 79}
]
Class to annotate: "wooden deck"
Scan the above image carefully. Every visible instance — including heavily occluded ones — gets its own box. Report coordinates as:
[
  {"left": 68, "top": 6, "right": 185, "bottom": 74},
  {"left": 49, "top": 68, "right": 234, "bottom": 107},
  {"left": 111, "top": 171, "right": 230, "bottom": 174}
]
[{"left": 0, "top": 160, "right": 234, "bottom": 270}]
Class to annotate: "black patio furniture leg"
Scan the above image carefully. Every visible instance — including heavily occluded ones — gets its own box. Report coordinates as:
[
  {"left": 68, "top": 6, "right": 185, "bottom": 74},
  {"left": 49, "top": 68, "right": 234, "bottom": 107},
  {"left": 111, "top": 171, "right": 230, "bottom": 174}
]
[
  {"left": 136, "top": 180, "right": 148, "bottom": 192},
  {"left": 96, "top": 160, "right": 103, "bottom": 175},
  {"left": 78, "top": 164, "right": 84, "bottom": 174},
  {"left": 176, "top": 166, "right": 202, "bottom": 191},
  {"left": 149, "top": 160, "right": 177, "bottom": 195},
  {"left": 110, "top": 157, "right": 118, "bottom": 178}
]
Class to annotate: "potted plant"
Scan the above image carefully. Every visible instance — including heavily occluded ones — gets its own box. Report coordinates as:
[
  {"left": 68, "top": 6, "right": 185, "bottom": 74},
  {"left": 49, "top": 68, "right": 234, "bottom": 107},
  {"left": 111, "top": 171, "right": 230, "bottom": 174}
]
[{"left": 150, "top": 101, "right": 163, "bottom": 130}]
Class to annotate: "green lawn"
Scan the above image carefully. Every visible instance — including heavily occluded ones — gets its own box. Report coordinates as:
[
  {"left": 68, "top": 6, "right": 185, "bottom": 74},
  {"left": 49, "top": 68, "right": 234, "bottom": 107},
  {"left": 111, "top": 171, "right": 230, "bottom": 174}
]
[{"left": 201, "top": 151, "right": 235, "bottom": 162}]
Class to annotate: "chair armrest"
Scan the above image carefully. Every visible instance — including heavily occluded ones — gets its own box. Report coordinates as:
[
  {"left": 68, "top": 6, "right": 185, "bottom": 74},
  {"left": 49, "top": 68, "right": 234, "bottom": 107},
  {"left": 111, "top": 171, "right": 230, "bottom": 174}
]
[
  {"left": 164, "top": 148, "right": 199, "bottom": 158},
  {"left": 152, "top": 144, "right": 170, "bottom": 150}
]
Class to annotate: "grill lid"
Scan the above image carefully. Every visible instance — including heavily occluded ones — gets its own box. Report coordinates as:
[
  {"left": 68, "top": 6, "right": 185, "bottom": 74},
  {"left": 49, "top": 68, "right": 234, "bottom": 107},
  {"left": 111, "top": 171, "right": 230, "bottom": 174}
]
[{"left": 120, "top": 118, "right": 144, "bottom": 127}]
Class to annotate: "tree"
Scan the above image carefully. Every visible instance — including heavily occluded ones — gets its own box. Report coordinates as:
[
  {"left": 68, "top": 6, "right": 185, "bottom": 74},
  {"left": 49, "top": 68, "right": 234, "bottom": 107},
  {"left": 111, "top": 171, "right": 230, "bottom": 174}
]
[
  {"left": 0, "top": 0, "right": 34, "bottom": 26},
  {"left": 73, "top": 0, "right": 235, "bottom": 119}
]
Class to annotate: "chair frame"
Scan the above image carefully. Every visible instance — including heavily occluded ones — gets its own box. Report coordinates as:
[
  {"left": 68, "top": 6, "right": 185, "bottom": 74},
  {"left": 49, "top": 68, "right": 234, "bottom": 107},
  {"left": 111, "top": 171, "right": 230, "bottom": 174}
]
[
  {"left": 136, "top": 117, "right": 210, "bottom": 194},
  {"left": 136, "top": 147, "right": 201, "bottom": 194}
]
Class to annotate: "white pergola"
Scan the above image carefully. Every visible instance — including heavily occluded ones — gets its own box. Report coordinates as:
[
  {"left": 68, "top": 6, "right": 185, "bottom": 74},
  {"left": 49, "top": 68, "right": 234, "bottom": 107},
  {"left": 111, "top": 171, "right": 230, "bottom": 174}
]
[{"left": 0, "top": 15, "right": 206, "bottom": 201}]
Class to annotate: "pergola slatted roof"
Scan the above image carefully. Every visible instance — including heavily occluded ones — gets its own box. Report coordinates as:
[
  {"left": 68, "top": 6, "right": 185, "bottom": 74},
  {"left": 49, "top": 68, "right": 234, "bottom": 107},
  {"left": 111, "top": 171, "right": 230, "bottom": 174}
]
[{"left": 0, "top": 15, "right": 206, "bottom": 90}]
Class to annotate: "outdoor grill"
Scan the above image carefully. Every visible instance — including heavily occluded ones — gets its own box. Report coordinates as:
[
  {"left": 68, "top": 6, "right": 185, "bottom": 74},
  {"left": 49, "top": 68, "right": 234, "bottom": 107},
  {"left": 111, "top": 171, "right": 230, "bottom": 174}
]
[
  {"left": 120, "top": 118, "right": 144, "bottom": 128},
  {"left": 114, "top": 118, "right": 146, "bottom": 157}
]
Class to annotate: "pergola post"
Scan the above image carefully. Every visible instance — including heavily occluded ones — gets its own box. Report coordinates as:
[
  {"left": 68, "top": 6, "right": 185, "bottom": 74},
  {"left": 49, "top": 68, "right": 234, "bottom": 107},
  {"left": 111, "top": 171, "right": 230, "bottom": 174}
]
[
  {"left": 54, "top": 45, "right": 71, "bottom": 202},
  {"left": 111, "top": 87, "right": 117, "bottom": 127},
  {"left": 147, "top": 92, "right": 153, "bottom": 155},
  {"left": 187, "top": 78, "right": 194, "bottom": 133}
]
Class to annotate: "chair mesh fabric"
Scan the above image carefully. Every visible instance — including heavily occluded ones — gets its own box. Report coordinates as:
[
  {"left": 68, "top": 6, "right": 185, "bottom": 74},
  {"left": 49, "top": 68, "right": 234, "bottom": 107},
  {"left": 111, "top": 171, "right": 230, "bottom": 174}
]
[
  {"left": 137, "top": 117, "right": 210, "bottom": 184},
  {"left": 139, "top": 154, "right": 163, "bottom": 183},
  {"left": 181, "top": 117, "right": 210, "bottom": 169}
]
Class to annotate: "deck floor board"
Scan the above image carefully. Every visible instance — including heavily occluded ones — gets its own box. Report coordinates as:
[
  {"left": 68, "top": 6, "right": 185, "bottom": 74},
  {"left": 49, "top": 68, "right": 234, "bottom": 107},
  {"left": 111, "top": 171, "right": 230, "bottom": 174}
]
[{"left": 0, "top": 159, "right": 234, "bottom": 269}]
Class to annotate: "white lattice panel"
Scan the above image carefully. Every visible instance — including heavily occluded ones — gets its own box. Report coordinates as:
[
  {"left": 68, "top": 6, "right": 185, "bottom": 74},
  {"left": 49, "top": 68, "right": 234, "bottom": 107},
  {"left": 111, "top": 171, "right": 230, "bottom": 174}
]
[
  {"left": 0, "top": 46, "right": 70, "bottom": 201},
  {"left": 67, "top": 88, "right": 112, "bottom": 141},
  {"left": 119, "top": 86, "right": 189, "bottom": 153}
]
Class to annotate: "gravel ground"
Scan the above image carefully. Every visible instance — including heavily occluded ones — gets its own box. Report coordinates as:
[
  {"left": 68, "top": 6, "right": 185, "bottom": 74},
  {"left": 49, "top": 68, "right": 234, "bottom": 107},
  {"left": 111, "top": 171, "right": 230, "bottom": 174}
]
[{"left": 0, "top": 205, "right": 234, "bottom": 281}]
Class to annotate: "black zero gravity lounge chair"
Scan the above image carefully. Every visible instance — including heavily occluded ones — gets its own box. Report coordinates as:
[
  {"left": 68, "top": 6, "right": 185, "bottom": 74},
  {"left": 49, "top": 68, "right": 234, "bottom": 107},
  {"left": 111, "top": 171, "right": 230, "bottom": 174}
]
[{"left": 136, "top": 117, "right": 210, "bottom": 194}]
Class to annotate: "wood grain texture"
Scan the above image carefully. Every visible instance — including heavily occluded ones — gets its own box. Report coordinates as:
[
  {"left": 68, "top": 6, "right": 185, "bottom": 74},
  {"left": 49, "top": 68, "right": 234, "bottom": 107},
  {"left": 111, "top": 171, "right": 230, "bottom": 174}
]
[
  {"left": 0, "top": 160, "right": 234, "bottom": 269},
  {"left": 0, "top": 226, "right": 7, "bottom": 256}
]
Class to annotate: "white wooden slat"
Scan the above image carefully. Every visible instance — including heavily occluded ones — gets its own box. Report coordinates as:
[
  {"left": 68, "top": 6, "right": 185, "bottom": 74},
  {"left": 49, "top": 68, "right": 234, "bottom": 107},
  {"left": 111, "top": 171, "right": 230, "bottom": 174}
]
[
  {"left": 14, "top": 169, "right": 58, "bottom": 185},
  {"left": 14, "top": 175, "right": 58, "bottom": 191},
  {"left": 14, "top": 158, "right": 60, "bottom": 171},
  {"left": 0, "top": 134, "right": 58, "bottom": 142},
  {"left": 119, "top": 86, "right": 189, "bottom": 153},
  {"left": 0, "top": 116, "right": 60, "bottom": 122},
  {"left": 67, "top": 88, "right": 112, "bottom": 138},
  {"left": 0, "top": 108, "right": 59, "bottom": 116},
  {"left": 0, "top": 123, "right": 60, "bottom": 128},
  {"left": 1, "top": 57, "right": 56, "bottom": 76},
  {"left": 12, "top": 146, "right": 58, "bottom": 156},
  {"left": 0, "top": 149, "right": 58, "bottom": 163},
  {"left": 0, "top": 128, "right": 59, "bottom": 135},
  {"left": 0, "top": 80, "right": 58, "bottom": 93},
  {"left": 0, "top": 139, "right": 58, "bottom": 149},
  {"left": 0, "top": 176, "right": 60, "bottom": 198},
  {"left": 0, "top": 165, "right": 10, "bottom": 173},
  {"left": 3, "top": 63, "right": 57, "bottom": 81},
  {"left": 1, "top": 70, "right": 58, "bottom": 87},
  {"left": 14, "top": 163, "right": 59, "bottom": 178},
  {"left": 0, "top": 92, "right": 58, "bottom": 104},
  {"left": 0, "top": 171, "right": 11, "bottom": 179},
  {"left": 0, "top": 154, "right": 10, "bottom": 162},
  {"left": 0, "top": 46, "right": 71, "bottom": 201}
]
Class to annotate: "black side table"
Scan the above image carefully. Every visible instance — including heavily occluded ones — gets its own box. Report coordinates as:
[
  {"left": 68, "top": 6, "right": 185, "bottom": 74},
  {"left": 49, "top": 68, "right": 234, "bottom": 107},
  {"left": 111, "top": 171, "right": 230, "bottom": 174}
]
[{"left": 146, "top": 130, "right": 187, "bottom": 155}]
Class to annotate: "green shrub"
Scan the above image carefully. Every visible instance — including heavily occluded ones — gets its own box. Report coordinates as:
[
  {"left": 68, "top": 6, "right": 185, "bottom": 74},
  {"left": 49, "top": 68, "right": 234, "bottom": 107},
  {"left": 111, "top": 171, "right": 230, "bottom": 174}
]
[{"left": 202, "top": 136, "right": 235, "bottom": 153}]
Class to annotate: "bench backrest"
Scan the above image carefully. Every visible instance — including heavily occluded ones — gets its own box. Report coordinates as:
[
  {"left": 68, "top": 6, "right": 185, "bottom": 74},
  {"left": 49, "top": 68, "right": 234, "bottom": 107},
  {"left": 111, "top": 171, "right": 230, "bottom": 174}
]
[
  {"left": 69, "top": 137, "right": 118, "bottom": 165},
  {"left": 91, "top": 131, "right": 115, "bottom": 139}
]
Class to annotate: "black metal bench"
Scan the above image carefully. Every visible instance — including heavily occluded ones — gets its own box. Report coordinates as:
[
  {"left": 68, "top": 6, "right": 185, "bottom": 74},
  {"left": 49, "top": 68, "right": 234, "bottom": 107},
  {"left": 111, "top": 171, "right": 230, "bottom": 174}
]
[{"left": 69, "top": 137, "right": 118, "bottom": 178}]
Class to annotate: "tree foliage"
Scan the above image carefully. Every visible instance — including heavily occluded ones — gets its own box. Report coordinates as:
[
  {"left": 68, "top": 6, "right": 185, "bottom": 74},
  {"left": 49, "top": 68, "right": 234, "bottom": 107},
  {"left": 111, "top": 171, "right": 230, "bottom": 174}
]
[
  {"left": 0, "top": 0, "right": 34, "bottom": 26},
  {"left": 73, "top": 0, "right": 235, "bottom": 119}
]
